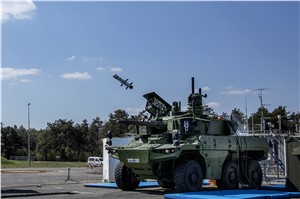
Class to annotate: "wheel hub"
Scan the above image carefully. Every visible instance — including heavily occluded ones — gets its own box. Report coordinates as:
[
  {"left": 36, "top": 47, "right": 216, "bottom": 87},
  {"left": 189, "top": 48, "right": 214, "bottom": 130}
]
[
  {"left": 229, "top": 170, "right": 236, "bottom": 181},
  {"left": 252, "top": 171, "right": 258, "bottom": 180},
  {"left": 190, "top": 173, "right": 197, "bottom": 183}
]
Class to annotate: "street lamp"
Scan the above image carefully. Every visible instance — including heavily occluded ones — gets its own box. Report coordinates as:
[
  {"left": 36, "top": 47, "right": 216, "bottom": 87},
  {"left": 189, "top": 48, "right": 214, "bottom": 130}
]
[
  {"left": 28, "top": 103, "right": 31, "bottom": 166},
  {"left": 251, "top": 114, "right": 254, "bottom": 134},
  {"left": 277, "top": 115, "right": 282, "bottom": 134}
]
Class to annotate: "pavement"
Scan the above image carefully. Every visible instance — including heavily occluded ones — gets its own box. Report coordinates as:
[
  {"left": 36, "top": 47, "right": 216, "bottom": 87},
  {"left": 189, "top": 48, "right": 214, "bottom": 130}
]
[
  {"left": 1, "top": 167, "right": 167, "bottom": 199},
  {"left": 1, "top": 167, "right": 288, "bottom": 199}
]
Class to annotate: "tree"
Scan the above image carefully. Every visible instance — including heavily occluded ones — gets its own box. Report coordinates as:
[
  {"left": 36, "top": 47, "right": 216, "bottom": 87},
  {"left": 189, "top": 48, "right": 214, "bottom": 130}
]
[
  {"left": 16, "top": 125, "right": 28, "bottom": 156},
  {"left": 231, "top": 108, "right": 245, "bottom": 124},
  {"left": 36, "top": 129, "right": 52, "bottom": 160},
  {"left": 247, "top": 106, "right": 299, "bottom": 134},
  {"left": 29, "top": 129, "right": 39, "bottom": 158},
  {"left": 125, "top": 110, "right": 149, "bottom": 134},
  {"left": 1, "top": 125, "right": 22, "bottom": 159},
  {"left": 230, "top": 108, "right": 246, "bottom": 133},
  {"left": 288, "top": 112, "right": 300, "bottom": 133},
  {"left": 72, "top": 120, "right": 89, "bottom": 161},
  {"left": 203, "top": 105, "right": 217, "bottom": 116},
  {"left": 248, "top": 107, "right": 270, "bottom": 134},
  {"left": 221, "top": 112, "right": 230, "bottom": 120},
  {"left": 46, "top": 119, "right": 74, "bottom": 161},
  {"left": 268, "top": 106, "right": 289, "bottom": 133},
  {"left": 102, "top": 109, "right": 129, "bottom": 137},
  {"left": 87, "top": 117, "right": 103, "bottom": 157}
]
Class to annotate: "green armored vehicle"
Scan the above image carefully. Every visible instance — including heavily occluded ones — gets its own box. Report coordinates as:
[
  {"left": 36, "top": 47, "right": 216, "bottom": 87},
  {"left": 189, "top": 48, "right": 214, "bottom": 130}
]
[{"left": 107, "top": 77, "right": 268, "bottom": 192}]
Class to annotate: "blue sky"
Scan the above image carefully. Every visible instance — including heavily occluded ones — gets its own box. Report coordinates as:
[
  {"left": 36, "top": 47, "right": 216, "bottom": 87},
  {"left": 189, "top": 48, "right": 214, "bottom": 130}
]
[{"left": 1, "top": 1, "right": 299, "bottom": 129}]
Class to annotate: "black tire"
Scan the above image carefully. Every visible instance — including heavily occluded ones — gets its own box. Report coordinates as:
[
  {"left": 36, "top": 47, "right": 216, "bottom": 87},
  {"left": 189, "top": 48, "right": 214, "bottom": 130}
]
[
  {"left": 217, "top": 160, "right": 239, "bottom": 190},
  {"left": 247, "top": 160, "right": 262, "bottom": 189},
  {"left": 216, "top": 179, "right": 223, "bottom": 189},
  {"left": 158, "top": 179, "right": 175, "bottom": 189},
  {"left": 114, "top": 162, "right": 140, "bottom": 191},
  {"left": 174, "top": 160, "right": 203, "bottom": 192}
]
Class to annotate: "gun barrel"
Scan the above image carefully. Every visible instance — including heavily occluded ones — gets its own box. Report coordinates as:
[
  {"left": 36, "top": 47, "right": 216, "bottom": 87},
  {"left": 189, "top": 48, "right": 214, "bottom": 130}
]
[
  {"left": 118, "top": 120, "right": 163, "bottom": 129},
  {"left": 191, "top": 77, "right": 194, "bottom": 94}
]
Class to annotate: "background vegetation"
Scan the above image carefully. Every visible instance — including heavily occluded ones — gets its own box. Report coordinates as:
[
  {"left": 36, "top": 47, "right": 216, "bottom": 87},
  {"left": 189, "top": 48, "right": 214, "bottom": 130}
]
[
  {"left": 1, "top": 157, "right": 86, "bottom": 168},
  {"left": 1, "top": 107, "right": 299, "bottom": 162}
]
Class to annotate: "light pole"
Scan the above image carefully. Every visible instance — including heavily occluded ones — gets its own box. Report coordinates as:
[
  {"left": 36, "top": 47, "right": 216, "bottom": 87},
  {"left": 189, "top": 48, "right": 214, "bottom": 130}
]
[
  {"left": 299, "top": 118, "right": 300, "bottom": 133},
  {"left": 28, "top": 103, "right": 31, "bottom": 166},
  {"left": 251, "top": 114, "right": 254, "bottom": 134},
  {"left": 277, "top": 115, "right": 282, "bottom": 134}
]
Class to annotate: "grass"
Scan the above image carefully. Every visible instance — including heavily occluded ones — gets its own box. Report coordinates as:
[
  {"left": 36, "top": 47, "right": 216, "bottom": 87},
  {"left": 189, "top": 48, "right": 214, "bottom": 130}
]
[{"left": 1, "top": 157, "right": 87, "bottom": 169}]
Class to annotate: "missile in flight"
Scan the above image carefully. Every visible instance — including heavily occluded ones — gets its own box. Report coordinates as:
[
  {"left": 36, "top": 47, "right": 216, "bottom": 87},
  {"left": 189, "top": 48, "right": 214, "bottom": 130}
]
[{"left": 113, "top": 74, "right": 133, "bottom": 89}]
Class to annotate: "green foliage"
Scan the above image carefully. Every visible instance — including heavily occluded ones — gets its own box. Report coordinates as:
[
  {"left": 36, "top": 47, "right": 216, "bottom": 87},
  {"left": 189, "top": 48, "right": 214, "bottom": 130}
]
[
  {"left": 87, "top": 117, "right": 103, "bottom": 157},
  {"left": 1, "top": 125, "right": 22, "bottom": 159},
  {"left": 1, "top": 109, "right": 133, "bottom": 162},
  {"left": 102, "top": 109, "right": 129, "bottom": 137},
  {"left": 1, "top": 116, "right": 106, "bottom": 162},
  {"left": 1, "top": 159, "right": 86, "bottom": 168},
  {"left": 231, "top": 108, "right": 245, "bottom": 124},
  {"left": 1, "top": 156, "right": 15, "bottom": 165},
  {"left": 247, "top": 106, "right": 298, "bottom": 134},
  {"left": 288, "top": 112, "right": 300, "bottom": 132},
  {"left": 1, "top": 106, "right": 299, "bottom": 164}
]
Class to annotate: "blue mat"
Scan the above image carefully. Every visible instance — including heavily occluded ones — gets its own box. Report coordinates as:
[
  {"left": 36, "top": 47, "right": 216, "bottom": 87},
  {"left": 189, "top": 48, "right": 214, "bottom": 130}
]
[
  {"left": 85, "top": 181, "right": 159, "bottom": 188},
  {"left": 164, "top": 189, "right": 300, "bottom": 199},
  {"left": 261, "top": 184, "right": 286, "bottom": 191},
  {"left": 85, "top": 180, "right": 209, "bottom": 188}
]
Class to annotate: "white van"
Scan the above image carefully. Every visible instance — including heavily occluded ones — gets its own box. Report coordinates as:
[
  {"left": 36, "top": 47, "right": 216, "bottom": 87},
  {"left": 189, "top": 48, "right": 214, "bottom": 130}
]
[{"left": 87, "top": 156, "right": 103, "bottom": 167}]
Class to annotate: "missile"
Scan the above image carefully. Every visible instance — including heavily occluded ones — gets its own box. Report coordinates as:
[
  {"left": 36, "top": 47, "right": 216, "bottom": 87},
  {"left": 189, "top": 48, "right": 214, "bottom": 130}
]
[{"left": 113, "top": 74, "right": 133, "bottom": 89}]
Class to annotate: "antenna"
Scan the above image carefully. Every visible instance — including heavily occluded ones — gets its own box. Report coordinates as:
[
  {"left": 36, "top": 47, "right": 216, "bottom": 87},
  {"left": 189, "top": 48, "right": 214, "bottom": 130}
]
[
  {"left": 245, "top": 96, "right": 248, "bottom": 134},
  {"left": 255, "top": 88, "right": 271, "bottom": 135},
  {"left": 255, "top": 88, "right": 271, "bottom": 108}
]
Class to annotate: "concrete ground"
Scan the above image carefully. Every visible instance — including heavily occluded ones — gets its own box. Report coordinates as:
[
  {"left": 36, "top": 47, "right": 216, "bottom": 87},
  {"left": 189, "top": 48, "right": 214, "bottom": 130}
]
[
  {"left": 1, "top": 166, "right": 287, "bottom": 199},
  {"left": 1, "top": 167, "right": 168, "bottom": 199}
]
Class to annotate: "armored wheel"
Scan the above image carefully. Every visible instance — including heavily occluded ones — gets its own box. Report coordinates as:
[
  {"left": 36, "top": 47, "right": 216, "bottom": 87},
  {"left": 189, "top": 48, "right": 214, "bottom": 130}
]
[
  {"left": 217, "top": 160, "right": 239, "bottom": 189},
  {"left": 115, "top": 162, "right": 140, "bottom": 191},
  {"left": 247, "top": 160, "right": 262, "bottom": 189},
  {"left": 158, "top": 179, "right": 175, "bottom": 189},
  {"left": 174, "top": 160, "right": 203, "bottom": 192}
]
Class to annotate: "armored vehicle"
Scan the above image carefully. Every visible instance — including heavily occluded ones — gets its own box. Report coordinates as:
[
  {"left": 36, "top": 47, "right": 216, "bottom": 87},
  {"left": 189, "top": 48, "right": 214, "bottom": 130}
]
[{"left": 106, "top": 77, "right": 268, "bottom": 192}]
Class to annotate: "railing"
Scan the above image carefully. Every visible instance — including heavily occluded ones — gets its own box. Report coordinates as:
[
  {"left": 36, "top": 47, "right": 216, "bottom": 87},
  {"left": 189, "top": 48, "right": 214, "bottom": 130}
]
[{"left": 262, "top": 132, "right": 289, "bottom": 184}]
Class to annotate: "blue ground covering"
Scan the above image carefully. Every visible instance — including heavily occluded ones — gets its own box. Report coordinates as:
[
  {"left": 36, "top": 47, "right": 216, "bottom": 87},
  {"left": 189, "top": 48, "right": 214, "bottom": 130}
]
[
  {"left": 85, "top": 181, "right": 300, "bottom": 199},
  {"left": 85, "top": 179, "right": 209, "bottom": 188},
  {"left": 164, "top": 189, "right": 300, "bottom": 199},
  {"left": 84, "top": 181, "right": 159, "bottom": 188},
  {"left": 261, "top": 184, "right": 286, "bottom": 191}
]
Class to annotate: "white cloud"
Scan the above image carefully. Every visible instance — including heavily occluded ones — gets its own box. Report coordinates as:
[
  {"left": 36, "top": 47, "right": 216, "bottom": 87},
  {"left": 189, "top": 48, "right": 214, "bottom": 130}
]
[
  {"left": 61, "top": 72, "right": 92, "bottom": 80},
  {"left": 110, "top": 67, "right": 123, "bottom": 72},
  {"left": 207, "top": 102, "right": 220, "bottom": 109},
  {"left": 1, "top": 0, "right": 36, "bottom": 23},
  {"left": 66, "top": 56, "right": 76, "bottom": 61},
  {"left": 0, "top": 67, "right": 40, "bottom": 80},
  {"left": 20, "top": 79, "right": 30, "bottom": 83},
  {"left": 228, "top": 89, "right": 251, "bottom": 95},
  {"left": 82, "top": 56, "right": 103, "bottom": 62},
  {"left": 202, "top": 86, "right": 210, "bottom": 91},
  {"left": 219, "top": 87, "right": 252, "bottom": 95},
  {"left": 225, "top": 86, "right": 234, "bottom": 90},
  {"left": 7, "top": 82, "right": 18, "bottom": 87},
  {"left": 96, "top": 67, "right": 106, "bottom": 71}
]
